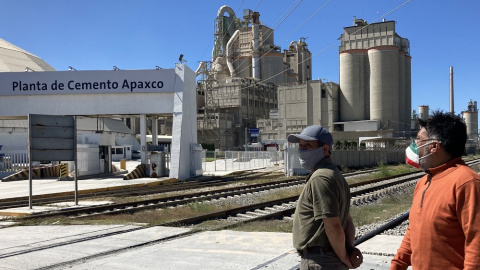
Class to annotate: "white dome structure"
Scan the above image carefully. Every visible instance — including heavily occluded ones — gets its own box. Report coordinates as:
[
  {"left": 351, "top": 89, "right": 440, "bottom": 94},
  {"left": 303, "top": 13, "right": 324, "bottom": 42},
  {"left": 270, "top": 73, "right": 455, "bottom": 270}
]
[{"left": 0, "top": 38, "right": 55, "bottom": 72}]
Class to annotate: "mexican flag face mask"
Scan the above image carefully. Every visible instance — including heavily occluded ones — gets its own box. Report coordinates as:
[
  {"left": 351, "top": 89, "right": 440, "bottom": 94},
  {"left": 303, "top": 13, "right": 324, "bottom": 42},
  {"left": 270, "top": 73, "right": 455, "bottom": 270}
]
[
  {"left": 405, "top": 141, "right": 420, "bottom": 168},
  {"left": 405, "top": 140, "right": 435, "bottom": 168}
]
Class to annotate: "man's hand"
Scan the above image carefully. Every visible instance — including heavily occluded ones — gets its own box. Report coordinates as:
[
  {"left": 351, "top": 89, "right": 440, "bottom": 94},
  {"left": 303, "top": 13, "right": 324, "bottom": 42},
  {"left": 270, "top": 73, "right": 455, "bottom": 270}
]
[{"left": 349, "top": 247, "right": 363, "bottom": 268}]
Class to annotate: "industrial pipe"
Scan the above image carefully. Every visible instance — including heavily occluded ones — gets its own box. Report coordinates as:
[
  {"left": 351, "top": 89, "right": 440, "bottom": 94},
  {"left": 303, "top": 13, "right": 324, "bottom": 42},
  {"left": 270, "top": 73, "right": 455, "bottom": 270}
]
[
  {"left": 252, "top": 12, "right": 260, "bottom": 79},
  {"left": 226, "top": 30, "right": 240, "bottom": 77}
]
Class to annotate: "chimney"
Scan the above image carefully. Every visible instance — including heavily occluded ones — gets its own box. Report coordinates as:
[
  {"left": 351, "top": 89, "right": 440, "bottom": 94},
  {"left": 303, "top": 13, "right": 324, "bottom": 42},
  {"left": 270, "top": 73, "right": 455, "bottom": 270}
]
[{"left": 450, "top": 66, "right": 454, "bottom": 114}]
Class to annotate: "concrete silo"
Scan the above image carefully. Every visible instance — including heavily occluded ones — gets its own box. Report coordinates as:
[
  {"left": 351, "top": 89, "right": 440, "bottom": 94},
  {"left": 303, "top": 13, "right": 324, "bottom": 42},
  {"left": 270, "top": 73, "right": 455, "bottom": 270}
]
[
  {"left": 339, "top": 18, "right": 411, "bottom": 133},
  {"left": 398, "top": 49, "right": 412, "bottom": 133},
  {"left": 418, "top": 105, "right": 429, "bottom": 120},
  {"left": 463, "top": 100, "right": 478, "bottom": 143},
  {"left": 339, "top": 49, "right": 368, "bottom": 121},
  {"left": 404, "top": 51, "right": 412, "bottom": 131},
  {"left": 368, "top": 46, "right": 399, "bottom": 130}
]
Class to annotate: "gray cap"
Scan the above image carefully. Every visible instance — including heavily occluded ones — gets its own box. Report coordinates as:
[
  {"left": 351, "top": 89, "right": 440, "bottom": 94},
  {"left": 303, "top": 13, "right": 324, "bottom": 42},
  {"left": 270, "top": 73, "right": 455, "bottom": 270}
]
[{"left": 287, "top": 125, "right": 333, "bottom": 148}]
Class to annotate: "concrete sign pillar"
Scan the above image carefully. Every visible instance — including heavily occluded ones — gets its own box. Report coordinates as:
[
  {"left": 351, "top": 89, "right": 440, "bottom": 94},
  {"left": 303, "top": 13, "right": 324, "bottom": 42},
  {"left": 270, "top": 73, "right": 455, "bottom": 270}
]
[{"left": 169, "top": 64, "right": 198, "bottom": 180}]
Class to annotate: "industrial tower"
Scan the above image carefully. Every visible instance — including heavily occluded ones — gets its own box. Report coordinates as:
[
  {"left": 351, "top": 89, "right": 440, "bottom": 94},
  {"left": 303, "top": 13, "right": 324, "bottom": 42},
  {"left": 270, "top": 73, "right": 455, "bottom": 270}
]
[{"left": 196, "top": 6, "right": 312, "bottom": 150}]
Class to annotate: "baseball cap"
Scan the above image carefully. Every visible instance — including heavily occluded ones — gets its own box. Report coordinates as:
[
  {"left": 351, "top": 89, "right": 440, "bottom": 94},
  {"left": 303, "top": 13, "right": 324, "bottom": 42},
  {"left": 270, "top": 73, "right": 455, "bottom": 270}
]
[{"left": 287, "top": 125, "right": 333, "bottom": 148}]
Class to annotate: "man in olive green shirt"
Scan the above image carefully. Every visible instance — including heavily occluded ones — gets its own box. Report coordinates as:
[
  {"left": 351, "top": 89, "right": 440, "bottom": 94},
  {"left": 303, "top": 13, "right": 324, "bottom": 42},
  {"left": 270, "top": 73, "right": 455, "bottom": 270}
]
[{"left": 288, "top": 125, "right": 362, "bottom": 269}]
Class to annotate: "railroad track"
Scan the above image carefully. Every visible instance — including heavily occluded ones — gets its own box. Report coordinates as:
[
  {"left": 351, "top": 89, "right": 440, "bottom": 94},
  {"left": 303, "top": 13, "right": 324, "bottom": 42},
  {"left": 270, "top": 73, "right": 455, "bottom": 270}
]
[
  {"left": 3, "top": 159, "right": 479, "bottom": 228},
  {"left": 2, "top": 158, "right": 479, "bottom": 210},
  {"left": 0, "top": 167, "right": 378, "bottom": 210},
  {"left": 0, "top": 174, "right": 418, "bottom": 269},
  {"left": 0, "top": 170, "right": 287, "bottom": 209},
  {"left": 6, "top": 167, "right": 423, "bottom": 221},
  {"left": 2, "top": 159, "right": 479, "bottom": 269}
]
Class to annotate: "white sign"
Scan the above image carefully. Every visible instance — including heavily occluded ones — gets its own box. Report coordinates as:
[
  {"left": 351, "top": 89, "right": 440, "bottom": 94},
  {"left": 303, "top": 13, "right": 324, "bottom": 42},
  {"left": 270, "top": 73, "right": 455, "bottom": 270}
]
[{"left": 0, "top": 69, "right": 176, "bottom": 96}]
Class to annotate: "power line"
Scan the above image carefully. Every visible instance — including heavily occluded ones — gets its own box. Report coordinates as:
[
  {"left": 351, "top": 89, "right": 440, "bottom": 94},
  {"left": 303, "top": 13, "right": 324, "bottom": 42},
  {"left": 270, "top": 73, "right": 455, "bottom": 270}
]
[
  {"left": 258, "top": 0, "right": 414, "bottom": 85},
  {"left": 234, "top": 0, "right": 330, "bottom": 78}
]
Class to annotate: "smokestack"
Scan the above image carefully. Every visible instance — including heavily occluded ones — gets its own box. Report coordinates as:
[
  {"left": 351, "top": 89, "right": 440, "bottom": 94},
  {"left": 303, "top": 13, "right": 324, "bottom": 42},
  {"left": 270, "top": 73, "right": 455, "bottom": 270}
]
[
  {"left": 450, "top": 66, "right": 454, "bottom": 114},
  {"left": 252, "top": 12, "right": 260, "bottom": 79}
]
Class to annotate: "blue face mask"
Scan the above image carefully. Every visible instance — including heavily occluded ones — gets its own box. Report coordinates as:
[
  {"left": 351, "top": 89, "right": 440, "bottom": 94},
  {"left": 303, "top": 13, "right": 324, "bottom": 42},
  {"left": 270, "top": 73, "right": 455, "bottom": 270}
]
[{"left": 298, "top": 147, "right": 325, "bottom": 170}]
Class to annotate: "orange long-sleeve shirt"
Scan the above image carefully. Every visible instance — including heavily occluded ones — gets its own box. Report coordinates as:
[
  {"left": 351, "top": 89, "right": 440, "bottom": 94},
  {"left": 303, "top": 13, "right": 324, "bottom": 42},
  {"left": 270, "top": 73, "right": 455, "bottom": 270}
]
[{"left": 391, "top": 158, "right": 480, "bottom": 270}]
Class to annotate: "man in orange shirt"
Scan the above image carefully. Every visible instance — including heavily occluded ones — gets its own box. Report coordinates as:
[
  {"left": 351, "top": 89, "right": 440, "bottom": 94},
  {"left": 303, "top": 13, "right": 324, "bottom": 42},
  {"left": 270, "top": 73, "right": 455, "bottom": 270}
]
[{"left": 391, "top": 111, "right": 480, "bottom": 269}]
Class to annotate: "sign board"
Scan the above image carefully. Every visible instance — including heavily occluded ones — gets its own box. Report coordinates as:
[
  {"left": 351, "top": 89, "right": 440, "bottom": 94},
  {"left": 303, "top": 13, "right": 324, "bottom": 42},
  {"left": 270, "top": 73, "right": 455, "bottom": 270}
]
[
  {"left": 0, "top": 69, "right": 176, "bottom": 96},
  {"left": 250, "top": 128, "right": 259, "bottom": 137},
  {"left": 29, "top": 114, "right": 75, "bottom": 161},
  {"left": 148, "top": 145, "right": 164, "bottom": 152}
]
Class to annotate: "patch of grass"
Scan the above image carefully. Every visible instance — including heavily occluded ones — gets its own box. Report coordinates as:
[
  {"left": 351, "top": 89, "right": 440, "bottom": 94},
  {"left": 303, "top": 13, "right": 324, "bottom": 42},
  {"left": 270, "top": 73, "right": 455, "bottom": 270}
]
[
  {"left": 377, "top": 162, "right": 392, "bottom": 177},
  {"left": 348, "top": 164, "right": 418, "bottom": 185},
  {"left": 350, "top": 186, "right": 414, "bottom": 227}
]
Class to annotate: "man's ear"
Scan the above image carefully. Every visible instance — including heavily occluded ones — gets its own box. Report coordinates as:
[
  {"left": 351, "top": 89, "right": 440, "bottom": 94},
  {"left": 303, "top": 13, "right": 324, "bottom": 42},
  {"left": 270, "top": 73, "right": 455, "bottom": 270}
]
[{"left": 430, "top": 141, "right": 439, "bottom": 152}]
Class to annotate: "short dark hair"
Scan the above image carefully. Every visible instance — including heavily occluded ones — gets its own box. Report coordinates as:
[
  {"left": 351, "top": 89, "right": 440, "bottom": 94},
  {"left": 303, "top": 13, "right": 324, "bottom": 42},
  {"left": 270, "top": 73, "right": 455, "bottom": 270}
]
[{"left": 418, "top": 110, "right": 467, "bottom": 158}]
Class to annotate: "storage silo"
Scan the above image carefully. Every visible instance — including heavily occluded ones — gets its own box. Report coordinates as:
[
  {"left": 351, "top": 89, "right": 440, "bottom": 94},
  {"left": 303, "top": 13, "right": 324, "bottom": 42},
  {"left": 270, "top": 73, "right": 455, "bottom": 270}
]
[
  {"left": 418, "top": 105, "right": 429, "bottom": 120},
  {"left": 405, "top": 55, "right": 412, "bottom": 130},
  {"left": 368, "top": 46, "right": 399, "bottom": 130},
  {"left": 398, "top": 51, "right": 407, "bottom": 132},
  {"left": 339, "top": 19, "right": 410, "bottom": 134},
  {"left": 463, "top": 100, "right": 478, "bottom": 143},
  {"left": 339, "top": 50, "right": 368, "bottom": 121}
]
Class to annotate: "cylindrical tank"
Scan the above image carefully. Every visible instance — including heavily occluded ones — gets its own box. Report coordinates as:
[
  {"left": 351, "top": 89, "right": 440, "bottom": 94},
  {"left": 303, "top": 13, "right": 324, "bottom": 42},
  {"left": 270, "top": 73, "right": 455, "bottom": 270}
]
[
  {"left": 405, "top": 55, "right": 412, "bottom": 130},
  {"left": 368, "top": 46, "right": 399, "bottom": 130},
  {"left": 463, "top": 111, "right": 478, "bottom": 143},
  {"left": 339, "top": 49, "right": 367, "bottom": 121},
  {"left": 397, "top": 51, "right": 407, "bottom": 132},
  {"left": 418, "top": 105, "right": 429, "bottom": 120}
]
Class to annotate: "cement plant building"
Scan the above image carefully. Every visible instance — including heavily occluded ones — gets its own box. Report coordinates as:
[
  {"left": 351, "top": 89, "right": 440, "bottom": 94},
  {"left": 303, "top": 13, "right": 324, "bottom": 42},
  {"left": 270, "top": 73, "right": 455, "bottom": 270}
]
[
  {"left": 256, "top": 17, "right": 412, "bottom": 148},
  {"left": 196, "top": 6, "right": 312, "bottom": 150}
]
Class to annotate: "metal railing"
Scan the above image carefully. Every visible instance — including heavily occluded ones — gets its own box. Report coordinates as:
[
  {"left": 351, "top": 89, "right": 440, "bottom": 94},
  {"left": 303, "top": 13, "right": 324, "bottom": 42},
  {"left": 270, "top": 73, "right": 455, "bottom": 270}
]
[
  {"left": 202, "top": 150, "right": 283, "bottom": 172},
  {"left": 0, "top": 148, "right": 29, "bottom": 172}
]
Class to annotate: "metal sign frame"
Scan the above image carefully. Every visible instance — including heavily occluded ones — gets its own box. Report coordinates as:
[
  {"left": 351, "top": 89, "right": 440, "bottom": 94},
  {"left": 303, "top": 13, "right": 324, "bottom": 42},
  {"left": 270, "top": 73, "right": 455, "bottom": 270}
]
[{"left": 28, "top": 114, "right": 78, "bottom": 208}]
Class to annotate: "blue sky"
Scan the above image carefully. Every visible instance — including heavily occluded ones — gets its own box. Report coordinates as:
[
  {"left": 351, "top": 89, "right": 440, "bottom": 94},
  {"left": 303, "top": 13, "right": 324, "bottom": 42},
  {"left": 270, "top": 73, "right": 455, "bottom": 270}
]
[{"left": 1, "top": 0, "right": 478, "bottom": 116}]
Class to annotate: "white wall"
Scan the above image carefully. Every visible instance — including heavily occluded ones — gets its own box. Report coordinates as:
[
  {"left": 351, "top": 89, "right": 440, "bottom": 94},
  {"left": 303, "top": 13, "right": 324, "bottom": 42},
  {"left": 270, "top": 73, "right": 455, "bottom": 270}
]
[{"left": 76, "top": 144, "right": 100, "bottom": 176}]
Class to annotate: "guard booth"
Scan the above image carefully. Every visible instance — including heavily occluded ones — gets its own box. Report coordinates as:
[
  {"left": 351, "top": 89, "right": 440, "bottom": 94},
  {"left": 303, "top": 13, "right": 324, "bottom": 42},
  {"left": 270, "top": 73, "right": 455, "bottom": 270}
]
[{"left": 99, "top": 145, "right": 111, "bottom": 174}]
